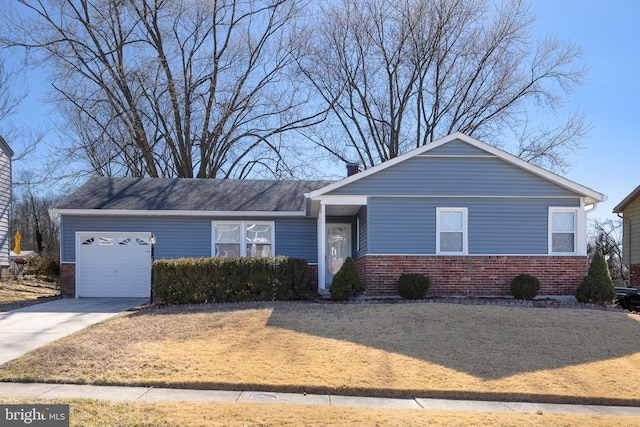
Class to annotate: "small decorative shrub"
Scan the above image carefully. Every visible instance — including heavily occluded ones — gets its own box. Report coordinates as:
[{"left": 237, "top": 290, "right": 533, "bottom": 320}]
[
  {"left": 576, "top": 251, "right": 616, "bottom": 306},
  {"left": 398, "top": 273, "right": 430, "bottom": 299},
  {"left": 510, "top": 274, "right": 540, "bottom": 300},
  {"left": 329, "top": 257, "right": 363, "bottom": 301}
]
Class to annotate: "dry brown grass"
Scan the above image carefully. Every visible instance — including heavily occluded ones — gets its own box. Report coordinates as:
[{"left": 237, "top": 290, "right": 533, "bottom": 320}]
[
  {"left": 0, "top": 277, "right": 60, "bottom": 311},
  {"left": 1, "top": 302, "right": 640, "bottom": 405},
  {"left": 0, "top": 397, "right": 638, "bottom": 426}
]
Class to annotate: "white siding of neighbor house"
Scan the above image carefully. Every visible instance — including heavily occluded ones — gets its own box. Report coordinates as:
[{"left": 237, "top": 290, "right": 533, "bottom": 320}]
[
  {"left": 0, "top": 142, "right": 11, "bottom": 266},
  {"left": 621, "top": 195, "right": 640, "bottom": 265}
]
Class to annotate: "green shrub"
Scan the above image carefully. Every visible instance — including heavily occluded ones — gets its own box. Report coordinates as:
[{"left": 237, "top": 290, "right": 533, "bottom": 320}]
[
  {"left": 576, "top": 251, "right": 616, "bottom": 306},
  {"left": 509, "top": 274, "right": 540, "bottom": 300},
  {"left": 398, "top": 273, "right": 430, "bottom": 299},
  {"left": 329, "top": 257, "right": 363, "bottom": 301},
  {"left": 153, "top": 256, "right": 309, "bottom": 305},
  {"left": 24, "top": 255, "right": 60, "bottom": 277}
]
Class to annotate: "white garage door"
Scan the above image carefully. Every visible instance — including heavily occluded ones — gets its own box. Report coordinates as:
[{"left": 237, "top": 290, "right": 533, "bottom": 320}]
[{"left": 76, "top": 232, "right": 152, "bottom": 297}]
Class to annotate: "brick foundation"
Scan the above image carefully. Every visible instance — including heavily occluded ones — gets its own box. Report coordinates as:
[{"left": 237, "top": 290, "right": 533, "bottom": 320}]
[
  {"left": 307, "top": 264, "right": 318, "bottom": 291},
  {"left": 355, "top": 255, "right": 587, "bottom": 296},
  {"left": 60, "top": 263, "right": 76, "bottom": 297},
  {"left": 630, "top": 264, "right": 640, "bottom": 287}
]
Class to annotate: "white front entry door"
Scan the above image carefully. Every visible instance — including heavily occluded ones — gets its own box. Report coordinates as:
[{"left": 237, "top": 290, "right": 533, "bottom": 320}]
[
  {"left": 326, "top": 224, "right": 352, "bottom": 286},
  {"left": 76, "top": 232, "right": 152, "bottom": 297}
]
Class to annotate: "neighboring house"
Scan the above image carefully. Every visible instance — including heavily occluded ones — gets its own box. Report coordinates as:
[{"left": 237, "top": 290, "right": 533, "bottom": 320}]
[
  {"left": 613, "top": 186, "right": 640, "bottom": 286},
  {"left": 52, "top": 132, "right": 606, "bottom": 299},
  {"left": 0, "top": 136, "right": 13, "bottom": 273}
]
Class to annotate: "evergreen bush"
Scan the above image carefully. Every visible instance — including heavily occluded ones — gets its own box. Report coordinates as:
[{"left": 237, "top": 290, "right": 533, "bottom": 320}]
[
  {"left": 398, "top": 273, "right": 430, "bottom": 299},
  {"left": 575, "top": 251, "right": 616, "bottom": 306},
  {"left": 329, "top": 257, "right": 363, "bottom": 301},
  {"left": 509, "top": 274, "right": 540, "bottom": 300}
]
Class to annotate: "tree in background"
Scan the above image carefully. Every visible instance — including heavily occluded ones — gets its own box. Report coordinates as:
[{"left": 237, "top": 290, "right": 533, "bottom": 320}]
[
  {"left": 9, "top": 173, "right": 60, "bottom": 263},
  {"left": 2, "top": 0, "right": 588, "bottom": 180},
  {"left": 587, "top": 218, "right": 626, "bottom": 286},
  {"left": 297, "top": 0, "right": 587, "bottom": 172},
  {"left": 4, "top": 0, "right": 325, "bottom": 179}
]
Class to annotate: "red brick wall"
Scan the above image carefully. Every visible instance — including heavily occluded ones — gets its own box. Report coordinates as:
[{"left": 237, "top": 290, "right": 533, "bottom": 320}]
[
  {"left": 307, "top": 264, "right": 318, "bottom": 291},
  {"left": 60, "top": 263, "right": 76, "bottom": 297},
  {"left": 630, "top": 264, "right": 640, "bottom": 287},
  {"left": 355, "top": 255, "right": 587, "bottom": 296}
]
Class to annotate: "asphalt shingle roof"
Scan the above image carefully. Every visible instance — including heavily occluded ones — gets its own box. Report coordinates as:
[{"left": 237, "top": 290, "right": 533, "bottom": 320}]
[{"left": 55, "top": 177, "right": 333, "bottom": 212}]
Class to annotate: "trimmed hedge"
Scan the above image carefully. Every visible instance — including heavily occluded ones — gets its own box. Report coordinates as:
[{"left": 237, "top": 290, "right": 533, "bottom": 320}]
[
  {"left": 576, "top": 251, "right": 616, "bottom": 306},
  {"left": 398, "top": 273, "right": 430, "bottom": 299},
  {"left": 153, "top": 256, "right": 309, "bottom": 305},
  {"left": 510, "top": 274, "right": 540, "bottom": 300},
  {"left": 329, "top": 257, "right": 364, "bottom": 301}
]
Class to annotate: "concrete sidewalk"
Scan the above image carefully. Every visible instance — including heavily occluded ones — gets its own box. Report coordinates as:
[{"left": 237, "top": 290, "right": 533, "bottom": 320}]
[{"left": 0, "top": 382, "right": 639, "bottom": 416}]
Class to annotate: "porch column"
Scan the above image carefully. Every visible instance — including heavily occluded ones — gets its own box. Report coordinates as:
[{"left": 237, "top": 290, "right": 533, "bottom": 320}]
[{"left": 317, "top": 201, "right": 326, "bottom": 289}]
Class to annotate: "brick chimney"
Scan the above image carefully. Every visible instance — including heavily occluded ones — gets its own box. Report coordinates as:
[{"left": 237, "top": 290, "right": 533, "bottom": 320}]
[{"left": 346, "top": 162, "right": 359, "bottom": 177}]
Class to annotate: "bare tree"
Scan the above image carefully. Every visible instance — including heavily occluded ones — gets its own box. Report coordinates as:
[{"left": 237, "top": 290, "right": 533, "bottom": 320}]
[
  {"left": 297, "top": 0, "right": 587, "bottom": 172},
  {"left": 588, "top": 218, "right": 626, "bottom": 286},
  {"left": 4, "top": 0, "right": 325, "bottom": 179},
  {"left": 0, "top": 57, "right": 42, "bottom": 162},
  {"left": 9, "top": 172, "right": 60, "bottom": 261}
]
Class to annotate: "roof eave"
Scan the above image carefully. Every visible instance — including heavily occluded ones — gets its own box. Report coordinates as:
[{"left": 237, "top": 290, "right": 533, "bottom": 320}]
[
  {"left": 50, "top": 209, "right": 308, "bottom": 217},
  {"left": 613, "top": 184, "right": 640, "bottom": 213},
  {"left": 307, "top": 132, "right": 606, "bottom": 203}
]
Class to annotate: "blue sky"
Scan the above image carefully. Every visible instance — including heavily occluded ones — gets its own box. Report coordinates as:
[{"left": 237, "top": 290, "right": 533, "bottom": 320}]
[
  {"left": 531, "top": 0, "right": 640, "bottom": 221},
  {"left": 8, "top": 0, "right": 639, "bottom": 222}
]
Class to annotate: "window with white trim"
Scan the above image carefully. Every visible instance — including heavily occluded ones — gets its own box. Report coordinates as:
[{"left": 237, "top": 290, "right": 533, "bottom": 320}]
[
  {"left": 549, "top": 208, "right": 577, "bottom": 254},
  {"left": 213, "top": 222, "right": 274, "bottom": 258},
  {"left": 436, "top": 208, "right": 467, "bottom": 254}
]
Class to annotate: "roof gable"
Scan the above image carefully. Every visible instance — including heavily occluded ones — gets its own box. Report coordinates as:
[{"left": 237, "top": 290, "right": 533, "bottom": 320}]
[
  {"left": 613, "top": 185, "right": 640, "bottom": 213},
  {"left": 55, "top": 177, "right": 332, "bottom": 214},
  {"left": 308, "top": 132, "right": 605, "bottom": 204},
  {"left": 0, "top": 136, "right": 13, "bottom": 157}
]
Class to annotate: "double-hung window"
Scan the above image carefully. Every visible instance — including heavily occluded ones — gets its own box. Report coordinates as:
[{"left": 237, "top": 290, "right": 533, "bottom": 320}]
[
  {"left": 213, "top": 222, "right": 274, "bottom": 258},
  {"left": 436, "top": 208, "right": 468, "bottom": 255},
  {"left": 549, "top": 208, "right": 577, "bottom": 254}
]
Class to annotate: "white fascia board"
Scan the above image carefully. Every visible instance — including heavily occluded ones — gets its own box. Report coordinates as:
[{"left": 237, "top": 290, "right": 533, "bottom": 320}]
[
  {"left": 50, "top": 209, "right": 307, "bottom": 217},
  {"left": 317, "top": 195, "right": 368, "bottom": 205},
  {"left": 305, "top": 132, "right": 606, "bottom": 204}
]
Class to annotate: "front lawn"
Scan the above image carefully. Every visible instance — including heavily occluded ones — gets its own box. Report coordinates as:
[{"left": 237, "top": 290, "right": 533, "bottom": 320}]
[
  {"left": 0, "top": 277, "right": 60, "bottom": 311},
  {"left": 1, "top": 302, "right": 639, "bottom": 405}
]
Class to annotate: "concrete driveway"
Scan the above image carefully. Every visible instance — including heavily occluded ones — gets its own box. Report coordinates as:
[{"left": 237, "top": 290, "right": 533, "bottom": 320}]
[{"left": 0, "top": 298, "right": 147, "bottom": 366}]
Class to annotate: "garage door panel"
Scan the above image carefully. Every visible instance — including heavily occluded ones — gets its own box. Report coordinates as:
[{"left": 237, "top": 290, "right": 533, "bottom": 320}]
[{"left": 76, "top": 232, "right": 152, "bottom": 298}]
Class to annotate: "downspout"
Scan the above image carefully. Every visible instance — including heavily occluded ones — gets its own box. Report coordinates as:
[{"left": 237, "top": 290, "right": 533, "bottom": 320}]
[{"left": 617, "top": 212, "right": 631, "bottom": 287}]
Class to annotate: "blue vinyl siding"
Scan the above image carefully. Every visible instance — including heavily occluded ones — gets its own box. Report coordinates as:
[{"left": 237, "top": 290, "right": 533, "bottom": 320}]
[
  {"left": 357, "top": 206, "right": 368, "bottom": 257},
  {"left": 367, "top": 197, "right": 580, "bottom": 255},
  {"left": 426, "top": 139, "right": 492, "bottom": 156},
  {"left": 330, "top": 156, "right": 576, "bottom": 197},
  {"left": 61, "top": 215, "right": 318, "bottom": 263},
  {"left": 274, "top": 218, "right": 318, "bottom": 262}
]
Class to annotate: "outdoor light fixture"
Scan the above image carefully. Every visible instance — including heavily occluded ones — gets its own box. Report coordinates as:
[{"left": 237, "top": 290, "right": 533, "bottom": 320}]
[{"left": 150, "top": 234, "right": 156, "bottom": 305}]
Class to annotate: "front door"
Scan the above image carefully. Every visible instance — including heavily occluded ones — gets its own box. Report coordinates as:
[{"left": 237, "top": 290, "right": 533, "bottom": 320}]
[{"left": 326, "top": 224, "right": 352, "bottom": 286}]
